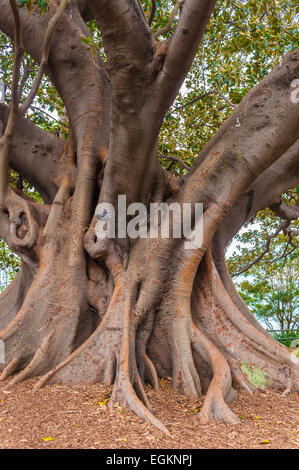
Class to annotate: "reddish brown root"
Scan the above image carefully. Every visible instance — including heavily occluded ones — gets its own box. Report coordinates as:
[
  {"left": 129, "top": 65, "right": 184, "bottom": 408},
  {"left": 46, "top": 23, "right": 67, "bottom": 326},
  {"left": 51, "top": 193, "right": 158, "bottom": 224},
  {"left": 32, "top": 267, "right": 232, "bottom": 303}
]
[
  {"left": 144, "top": 353, "right": 160, "bottom": 392},
  {"left": 109, "top": 364, "right": 169, "bottom": 434},
  {"left": 192, "top": 250, "right": 299, "bottom": 393},
  {"left": 0, "top": 356, "right": 21, "bottom": 381},
  {"left": 230, "top": 361, "right": 254, "bottom": 395},
  {"left": 162, "top": 301, "right": 202, "bottom": 398},
  {"left": 170, "top": 319, "right": 202, "bottom": 397},
  {"left": 192, "top": 324, "right": 240, "bottom": 424},
  {"left": 0, "top": 265, "right": 34, "bottom": 331},
  {"left": 32, "top": 277, "right": 170, "bottom": 434},
  {"left": 7, "top": 331, "right": 54, "bottom": 387},
  {"left": 2, "top": 236, "right": 296, "bottom": 435},
  {"left": 108, "top": 310, "right": 169, "bottom": 435},
  {"left": 0, "top": 226, "right": 94, "bottom": 379}
]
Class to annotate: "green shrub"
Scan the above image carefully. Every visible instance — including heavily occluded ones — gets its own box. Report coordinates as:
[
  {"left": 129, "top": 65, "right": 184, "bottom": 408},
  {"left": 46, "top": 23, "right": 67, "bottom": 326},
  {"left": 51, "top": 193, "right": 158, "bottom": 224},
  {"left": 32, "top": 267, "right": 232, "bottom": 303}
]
[{"left": 241, "top": 362, "right": 268, "bottom": 389}]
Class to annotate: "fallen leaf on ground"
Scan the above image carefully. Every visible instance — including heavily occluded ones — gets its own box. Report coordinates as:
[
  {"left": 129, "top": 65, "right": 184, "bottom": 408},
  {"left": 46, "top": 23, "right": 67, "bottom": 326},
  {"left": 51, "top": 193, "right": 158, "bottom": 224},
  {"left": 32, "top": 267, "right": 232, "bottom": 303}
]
[
  {"left": 97, "top": 398, "right": 109, "bottom": 406},
  {"left": 42, "top": 437, "right": 54, "bottom": 442}
]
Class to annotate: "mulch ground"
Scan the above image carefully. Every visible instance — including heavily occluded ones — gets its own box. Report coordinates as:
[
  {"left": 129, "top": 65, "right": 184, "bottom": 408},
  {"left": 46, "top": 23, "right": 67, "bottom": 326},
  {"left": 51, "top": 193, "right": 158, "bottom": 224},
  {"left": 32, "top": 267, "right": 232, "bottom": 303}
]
[{"left": 0, "top": 378, "right": 297, "bottom": 449}]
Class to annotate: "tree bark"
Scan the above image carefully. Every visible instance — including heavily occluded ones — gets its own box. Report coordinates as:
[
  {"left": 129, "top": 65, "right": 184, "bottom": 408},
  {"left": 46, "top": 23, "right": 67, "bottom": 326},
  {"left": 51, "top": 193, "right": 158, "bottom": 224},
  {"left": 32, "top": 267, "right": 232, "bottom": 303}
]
[{"left": 0, "top": 0, "right": 298, "bottom": 433}]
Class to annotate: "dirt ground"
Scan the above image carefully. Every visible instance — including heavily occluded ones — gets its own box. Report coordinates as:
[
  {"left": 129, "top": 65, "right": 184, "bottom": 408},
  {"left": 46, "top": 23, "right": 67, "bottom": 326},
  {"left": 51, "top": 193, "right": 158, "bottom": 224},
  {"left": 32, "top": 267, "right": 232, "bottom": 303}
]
[{"left": 0, "top": 378, "right": 297, "bottom": 449}]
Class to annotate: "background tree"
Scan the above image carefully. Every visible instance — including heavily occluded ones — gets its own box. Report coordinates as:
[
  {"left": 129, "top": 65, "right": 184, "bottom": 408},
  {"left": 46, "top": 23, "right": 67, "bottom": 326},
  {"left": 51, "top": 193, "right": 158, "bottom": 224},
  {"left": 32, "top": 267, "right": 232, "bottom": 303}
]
[
  {"left": 235, "top": 255, "right": 298, "bottom": 336},
  {"left": 0, "top": 0, "right": 298, "bottom": 433},
  {"left": 227, "top": 187, "right": 298, "bottom": 339}
]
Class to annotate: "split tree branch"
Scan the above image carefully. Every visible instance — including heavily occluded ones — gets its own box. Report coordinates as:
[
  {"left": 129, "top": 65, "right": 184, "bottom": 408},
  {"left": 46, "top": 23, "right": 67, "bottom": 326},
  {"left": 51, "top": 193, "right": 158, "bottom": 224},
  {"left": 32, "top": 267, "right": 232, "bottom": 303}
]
[
  {"left": 0, "top": 0, "right": 110, "bottom": 156},
  {"left": 86, "top": 0, "right": 153, "bottom": 71},
  {"left": 0, "top": 103, "right": 66, "bottom": 203},
  {"left": 155, "top": 0, "right": 217, "bottom": 114},
  {"left": 153, "top": 0, "right": 184, "bottom": 39},
  {"left": 264, "top": 244, "right": 296, "bottom": 265},
  {"left": 174, "top": 48, "right": 299, "bottom": 265},
  {"left": 216, "top": 140, "right": 299, "bottom": 249}
]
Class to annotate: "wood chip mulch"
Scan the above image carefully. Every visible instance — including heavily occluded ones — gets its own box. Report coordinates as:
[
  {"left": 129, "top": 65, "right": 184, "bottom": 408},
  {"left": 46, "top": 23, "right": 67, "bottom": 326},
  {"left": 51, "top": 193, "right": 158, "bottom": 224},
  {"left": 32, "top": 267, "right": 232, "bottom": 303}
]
[{"left": 0, "top": 378, "right": 298, "bottom": 449}]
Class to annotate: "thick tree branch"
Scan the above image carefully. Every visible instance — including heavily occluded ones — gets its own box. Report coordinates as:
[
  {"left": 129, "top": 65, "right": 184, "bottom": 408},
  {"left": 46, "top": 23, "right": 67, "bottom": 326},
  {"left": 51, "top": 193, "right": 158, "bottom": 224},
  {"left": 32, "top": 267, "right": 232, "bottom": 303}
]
[
  {"left": 0, "top": 0, "right": 110, "bottom": 149},
  {"left": 164, "top": 48, "right": 299, "bottom": 283},
  {"left": 216, "top": 140, "right": 299, "bottom": 249},
  {"left": 182, "top": 49, "right": 299, "bottom": 209},
  {"left": 0, "top": 103, "right": 66, "bottom": 203},
  {"left": 87, "top": 0, "right": 153, "bottom": 74},
  {"left": 155, "top": 0, "right": 217, "bottom": 114},
  {"left": 269, "top": 197, "right": 299, "bottom": 221}
]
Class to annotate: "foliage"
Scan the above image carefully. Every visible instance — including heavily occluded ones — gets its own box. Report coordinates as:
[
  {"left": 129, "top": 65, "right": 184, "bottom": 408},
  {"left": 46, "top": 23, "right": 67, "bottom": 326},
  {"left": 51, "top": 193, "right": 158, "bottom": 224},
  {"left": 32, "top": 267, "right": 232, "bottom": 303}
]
[
  {"left": 241, "top": 362, "right": 268, "bottom": 389},
  {"left": 227, "top": 189, "right": 299, "bottom": 277},
  {"left": 18, "top": 0, "right": 50, "bottom": 14},
  {"left": 155, "top": 0, "right": 299, "bottom": 173},
  {"left": 232, "top": 253, "right": 298, "bottom": 330},
  {"left": 0, "top": 239, "right": 21, "bottom": 292},
  {"left": 272, "top": 330, "right": 299, "bottom": 348},
  {"left": 226, "top": 190, "right": 298, "bottom": 333}
]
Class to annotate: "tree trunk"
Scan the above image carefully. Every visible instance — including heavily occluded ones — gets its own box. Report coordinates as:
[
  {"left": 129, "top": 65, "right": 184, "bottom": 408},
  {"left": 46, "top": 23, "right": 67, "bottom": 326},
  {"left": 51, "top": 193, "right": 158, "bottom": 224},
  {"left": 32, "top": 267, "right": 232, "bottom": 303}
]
[{"left": 0, "top": 0, "right": 298, "bottom": 434}]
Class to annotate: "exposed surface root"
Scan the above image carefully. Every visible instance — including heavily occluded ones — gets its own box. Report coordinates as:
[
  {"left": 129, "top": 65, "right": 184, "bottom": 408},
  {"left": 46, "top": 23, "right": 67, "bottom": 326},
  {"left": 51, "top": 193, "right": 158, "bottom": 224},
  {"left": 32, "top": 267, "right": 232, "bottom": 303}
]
[
  {"left": 1, "top": 235, "right": 297, "bottom": 434},
  {"left": 0, "top": 264, "right": 34, "bottom": 331},
  {"left": 108, "top": 311, "right": 169, "bottom": 435},
  {"left": 192, "top": 324, "right": 240, "bottom": 424},
  {"left": 33, "top": 281, "right": 126, "bottom": 388},
  {"left": 33, "top": 277, "right": 170, "bottom": 434},
  {"left": 193, "top": 250, "right": 299, "bottom": 392},
  {"left": 0, "top": 269, "right": 86, "bottom": 379},
  {"left": 7, "top": 331, "right": 54, "bottom": 387},
  {"left": 170, "top": 316, "right": 202, "bottom": 398},
  {"left": 230, "top": 362, "right": 254, "bottom": 395},
  {"left": 0, "top": 356, "right": 21, "bottom": 381},
  {"left": 144, "top": 354, "right": 160, "bottom": 391}
]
